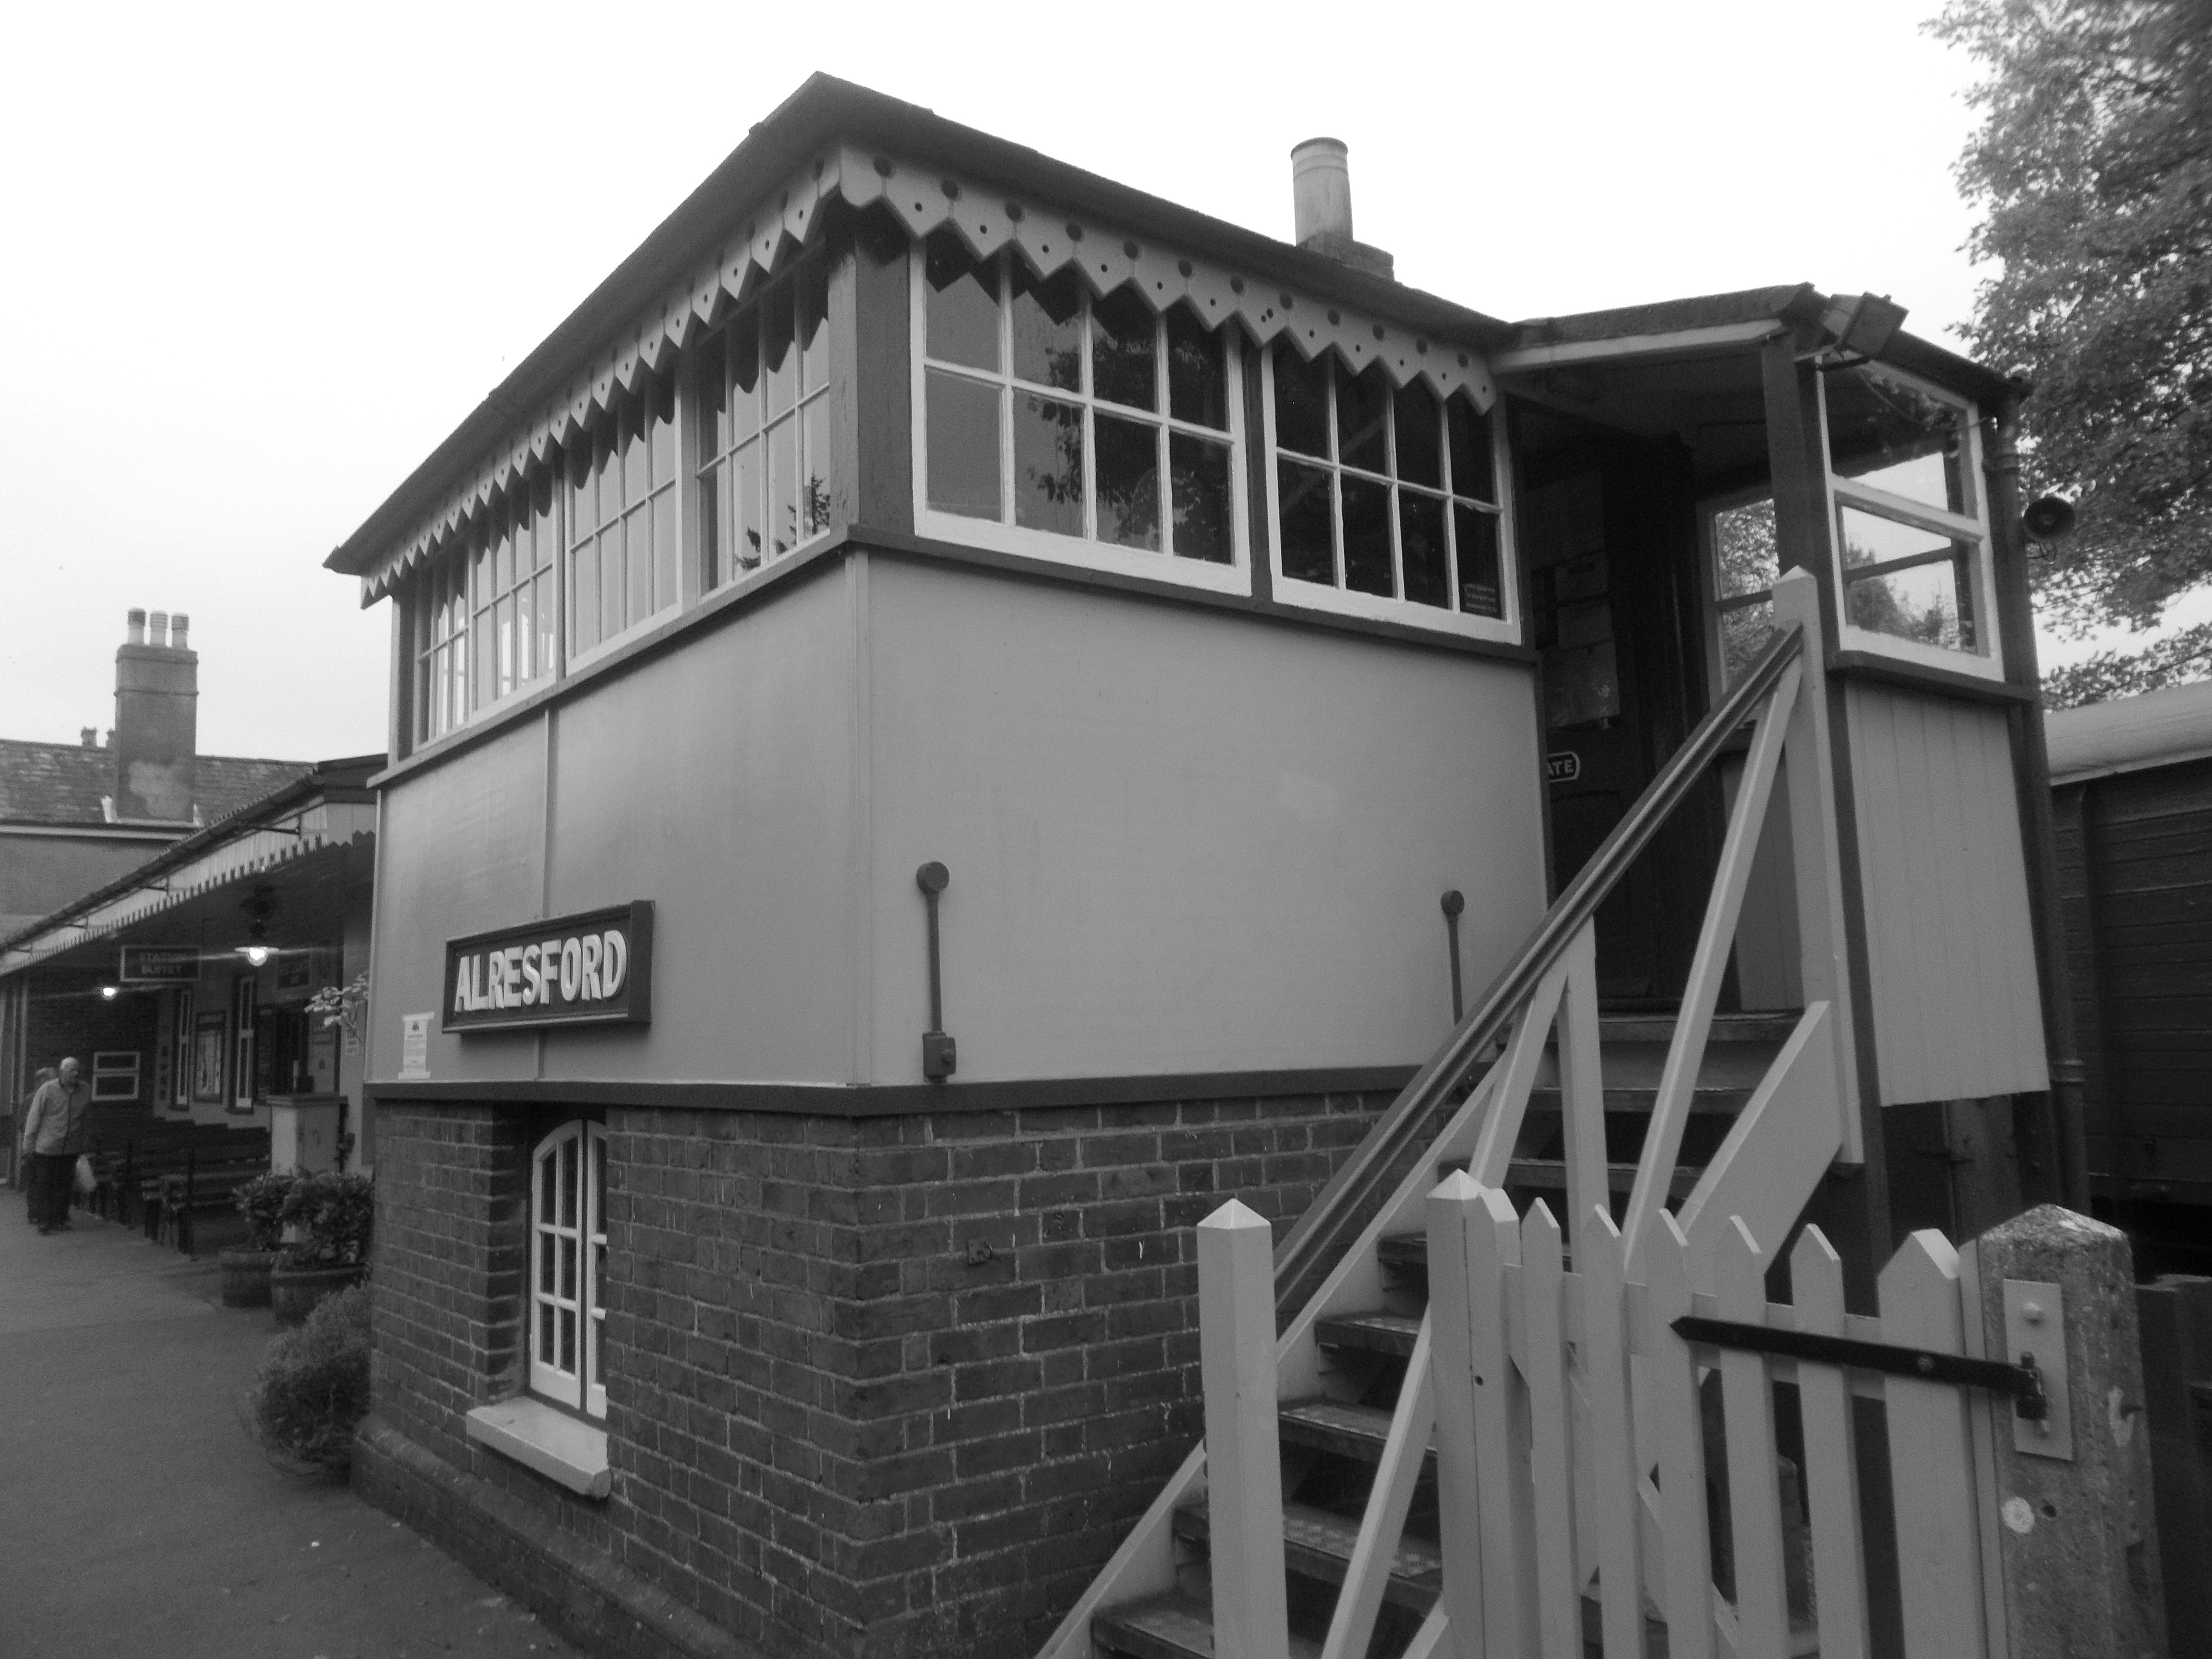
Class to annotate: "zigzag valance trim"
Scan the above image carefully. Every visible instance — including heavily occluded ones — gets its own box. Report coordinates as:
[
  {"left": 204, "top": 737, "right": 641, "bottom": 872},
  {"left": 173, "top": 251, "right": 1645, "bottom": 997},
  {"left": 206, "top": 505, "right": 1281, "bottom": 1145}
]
[{"left": 362, "top": 144, "right": 1497, "bottom": 601}]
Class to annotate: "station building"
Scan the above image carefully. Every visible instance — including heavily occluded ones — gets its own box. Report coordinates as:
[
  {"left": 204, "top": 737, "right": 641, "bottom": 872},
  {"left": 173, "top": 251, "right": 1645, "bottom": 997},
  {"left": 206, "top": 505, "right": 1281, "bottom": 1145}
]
[{"left": 323, "top": 75, "right": 2070, "bottom": 1659}]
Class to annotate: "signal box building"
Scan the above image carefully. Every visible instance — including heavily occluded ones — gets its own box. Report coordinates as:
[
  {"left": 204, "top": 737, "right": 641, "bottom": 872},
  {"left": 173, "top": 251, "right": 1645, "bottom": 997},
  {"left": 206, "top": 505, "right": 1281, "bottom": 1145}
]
[{"left": 329, "top": 76, "right": 2076, "bottom": 1659}]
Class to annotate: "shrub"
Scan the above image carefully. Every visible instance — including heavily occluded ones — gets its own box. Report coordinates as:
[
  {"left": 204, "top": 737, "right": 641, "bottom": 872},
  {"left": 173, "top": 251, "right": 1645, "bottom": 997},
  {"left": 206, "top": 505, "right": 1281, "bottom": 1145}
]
[
  {"left": 248, "top": 1281, "right": 371, "bottom": 1473},
  {"left": 277, "top": 1171, "right": 374, "bottom": 1269},
  {"left": 232, "top": 1170, "right": 298, "bottom": 1253}
]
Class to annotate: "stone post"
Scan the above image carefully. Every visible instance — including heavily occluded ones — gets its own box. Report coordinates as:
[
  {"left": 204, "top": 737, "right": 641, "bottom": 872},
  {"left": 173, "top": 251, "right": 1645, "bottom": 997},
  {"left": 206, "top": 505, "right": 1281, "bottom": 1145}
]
[{"left": 1965, "top": 1204, "right": 2165, "bottom": 1659}]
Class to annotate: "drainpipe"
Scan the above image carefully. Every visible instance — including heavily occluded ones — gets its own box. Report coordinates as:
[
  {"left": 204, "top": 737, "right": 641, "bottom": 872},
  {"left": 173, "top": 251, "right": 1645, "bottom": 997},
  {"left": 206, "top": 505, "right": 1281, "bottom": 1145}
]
[{"left": 1985, "top": 392, "right": 2091, "bottom": 1213}]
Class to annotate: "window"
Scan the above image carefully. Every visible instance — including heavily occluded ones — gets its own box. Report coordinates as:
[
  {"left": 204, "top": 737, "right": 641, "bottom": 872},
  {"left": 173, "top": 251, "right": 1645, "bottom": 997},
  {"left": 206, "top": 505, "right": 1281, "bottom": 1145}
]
[
  {"left": 530, "top": 1119, "right": 607, "bottom": 1418},
  {"left": 1263, "top": 343, "right": 1512, "bottom": 637},
  {"left": 697, "top": 260, "right": 836, "bottom": 588},
  {"left": 1822, "top": 362, "right": 1997, "bottom": 673},
  {"left": 91, "top": 1051, "right": 139, "bottom": 1102},
  {"left": 1705, "top": 492, "right": 1781, "bottom": 690},
  {"left": 412, "top": 477, "right": 560, "bottom": 745},
  {"left": 569, "top": 376, "right": 681, "bottom": 658},
  {"left": 914, "top": 230, "right": 1245, "bottom": 587}
]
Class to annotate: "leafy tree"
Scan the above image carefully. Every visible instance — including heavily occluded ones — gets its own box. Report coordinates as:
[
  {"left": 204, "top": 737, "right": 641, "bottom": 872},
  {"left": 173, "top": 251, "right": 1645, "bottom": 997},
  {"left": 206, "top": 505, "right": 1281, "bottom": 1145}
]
[{"left": 1931, "top": 0, "right": 2212, "bottom": 694}]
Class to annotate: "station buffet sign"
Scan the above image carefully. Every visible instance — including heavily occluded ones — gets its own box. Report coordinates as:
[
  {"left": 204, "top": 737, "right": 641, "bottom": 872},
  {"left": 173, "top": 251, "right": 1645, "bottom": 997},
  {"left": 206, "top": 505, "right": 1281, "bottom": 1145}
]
[{"left": 442, "top": 902, "right": 654, "bottom": 1033}]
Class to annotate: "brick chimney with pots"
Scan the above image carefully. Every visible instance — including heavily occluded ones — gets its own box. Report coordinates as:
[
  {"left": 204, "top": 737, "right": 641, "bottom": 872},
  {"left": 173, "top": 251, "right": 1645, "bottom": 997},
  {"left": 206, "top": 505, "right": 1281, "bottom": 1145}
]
[{"left": 112, "top": 607, "right": 198, "bottom": 821}]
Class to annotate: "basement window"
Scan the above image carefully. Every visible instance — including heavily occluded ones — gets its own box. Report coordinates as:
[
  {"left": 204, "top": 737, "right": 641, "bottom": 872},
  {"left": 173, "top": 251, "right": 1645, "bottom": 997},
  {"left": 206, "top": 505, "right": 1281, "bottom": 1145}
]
[
  {"left": 529, "top": 1118, "right": 607, "bottom": 1419},
  {"left": 911, "top": 230, "right": 1248, "bottom": 591},
  {"left": 1262, "top": 342, "right": 1516, "bottom": 642}
]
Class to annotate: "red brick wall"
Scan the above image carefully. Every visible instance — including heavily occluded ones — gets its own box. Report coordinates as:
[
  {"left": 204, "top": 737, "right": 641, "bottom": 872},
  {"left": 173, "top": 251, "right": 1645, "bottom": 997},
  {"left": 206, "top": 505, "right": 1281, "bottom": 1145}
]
[{"left": 367, "top": 1088, "right": 1395, "bottom": 1659}]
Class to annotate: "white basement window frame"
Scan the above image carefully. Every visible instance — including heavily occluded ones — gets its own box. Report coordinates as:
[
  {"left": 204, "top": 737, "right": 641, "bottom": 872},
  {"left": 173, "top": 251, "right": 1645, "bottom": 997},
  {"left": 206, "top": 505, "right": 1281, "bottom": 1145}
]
[
  {"left": 1819, "top": 360, "right": 2002, "bottom": 680},
  {"left": 1260, "top": 341, "right": 1519, "bottom": 645},
  {"left": 529, "top": 1118, "right": 608, "bottom": 1419},
  {"left": 909, "top": 229, "right": 1250, "bottom": 595}
]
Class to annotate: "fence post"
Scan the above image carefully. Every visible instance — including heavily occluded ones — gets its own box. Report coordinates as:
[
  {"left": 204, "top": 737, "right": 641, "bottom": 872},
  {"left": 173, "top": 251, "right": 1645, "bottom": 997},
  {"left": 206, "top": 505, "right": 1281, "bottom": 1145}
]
[
  {"left": 1197, "top": 1199, "right": 1287, "bottom": 1659},
  {"left": 1963, "top": 1203, "right": 2165, "bottom": 1659}
]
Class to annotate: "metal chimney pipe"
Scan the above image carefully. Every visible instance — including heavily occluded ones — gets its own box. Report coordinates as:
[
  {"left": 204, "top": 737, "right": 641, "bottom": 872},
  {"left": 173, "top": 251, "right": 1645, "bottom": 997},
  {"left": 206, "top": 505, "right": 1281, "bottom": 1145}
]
[
  {"left": 1291, "top": 138, "right": 1354, "bottom": 246},
  {"left": 147, "top": 610, "right": 168, "bottom": 649},
  {"left": 169, "top": 614, "right": 189, "bottom": 651},
  {"left": 127, "top": 608, "right": 146, "bottom": 646}
]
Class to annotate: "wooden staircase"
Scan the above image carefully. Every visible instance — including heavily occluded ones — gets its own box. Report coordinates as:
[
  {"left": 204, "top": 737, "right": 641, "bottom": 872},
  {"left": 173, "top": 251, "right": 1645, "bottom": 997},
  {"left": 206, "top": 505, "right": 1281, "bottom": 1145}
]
[{"left": 1087, "top": 1013, "right": 1803, "bottom": 1659}]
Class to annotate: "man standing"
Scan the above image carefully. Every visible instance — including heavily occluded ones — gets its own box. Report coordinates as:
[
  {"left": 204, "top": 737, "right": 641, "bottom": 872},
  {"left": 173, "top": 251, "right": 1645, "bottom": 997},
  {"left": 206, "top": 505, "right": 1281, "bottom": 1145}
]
[{"left": 20, "top": 1058, "right": 91, "bottom": 1235}]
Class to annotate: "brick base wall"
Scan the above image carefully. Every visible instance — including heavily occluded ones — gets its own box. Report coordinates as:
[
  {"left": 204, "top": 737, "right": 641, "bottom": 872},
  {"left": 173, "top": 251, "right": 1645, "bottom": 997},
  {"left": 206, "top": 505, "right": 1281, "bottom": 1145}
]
[{"left": 365, "top": 1087, "right": 1396, "bottom": 1659}]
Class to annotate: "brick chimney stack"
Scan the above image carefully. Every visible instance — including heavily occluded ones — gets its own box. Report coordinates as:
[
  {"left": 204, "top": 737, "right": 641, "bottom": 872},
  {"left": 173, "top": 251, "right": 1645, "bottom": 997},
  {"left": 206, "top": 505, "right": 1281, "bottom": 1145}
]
[{"left": 112, "top": 606, "right": 198, "bottom": 821}]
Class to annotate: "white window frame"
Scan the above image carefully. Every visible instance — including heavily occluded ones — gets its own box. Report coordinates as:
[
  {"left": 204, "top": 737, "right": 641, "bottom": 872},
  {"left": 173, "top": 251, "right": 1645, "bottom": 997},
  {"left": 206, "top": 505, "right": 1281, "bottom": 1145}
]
[
  {"left": 1259, "top": 345, "right": 1520, "bottom": 646},
  {"left": 91, "top": 1050, "right": 140, "bottom": 1102},
  {"left": 1699, "top": 484, "right": 1782, "bottom": 699},
  {"left": 1818, "top": 361, "right": 2003, "bottom": 680},
  {"left": 908, "top": 245, "right": 1251, "bottom": 596},
  {"left": 565, "top": 373, "right": 689, "bottom": 673},
  {"left": 529, "top": 1119, "right": 608, "bottom": 1419}
]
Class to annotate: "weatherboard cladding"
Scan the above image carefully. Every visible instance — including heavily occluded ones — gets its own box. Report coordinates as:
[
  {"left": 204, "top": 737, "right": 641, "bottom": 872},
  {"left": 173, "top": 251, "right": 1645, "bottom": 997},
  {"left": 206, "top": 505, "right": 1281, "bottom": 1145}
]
[
  {"left": 0, "top": 739, "right": 307, "bottom": 830},
  {"left": 351, "top": 144, "right": 1500, "bottom": 605}
]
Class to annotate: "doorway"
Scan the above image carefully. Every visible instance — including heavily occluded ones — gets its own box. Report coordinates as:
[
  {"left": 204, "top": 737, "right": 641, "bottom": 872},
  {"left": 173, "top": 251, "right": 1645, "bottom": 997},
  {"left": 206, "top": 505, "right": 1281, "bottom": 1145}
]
[{"left": 1516, "top": 408, "right": 1720, "bottom": 1006}]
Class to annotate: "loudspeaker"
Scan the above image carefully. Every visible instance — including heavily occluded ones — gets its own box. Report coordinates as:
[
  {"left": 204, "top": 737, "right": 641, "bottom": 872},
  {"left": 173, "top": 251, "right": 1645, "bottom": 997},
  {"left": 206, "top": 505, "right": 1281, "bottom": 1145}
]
[{"left": 2022, "top": 495, "right": 2078, "bottom": 541}]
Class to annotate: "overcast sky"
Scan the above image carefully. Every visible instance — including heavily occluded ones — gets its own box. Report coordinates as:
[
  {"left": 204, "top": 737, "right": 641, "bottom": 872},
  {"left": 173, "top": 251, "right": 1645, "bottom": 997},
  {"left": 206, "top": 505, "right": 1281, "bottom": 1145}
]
[{"left": 1, "top": 0, "right": 2170, "bottom": 762}]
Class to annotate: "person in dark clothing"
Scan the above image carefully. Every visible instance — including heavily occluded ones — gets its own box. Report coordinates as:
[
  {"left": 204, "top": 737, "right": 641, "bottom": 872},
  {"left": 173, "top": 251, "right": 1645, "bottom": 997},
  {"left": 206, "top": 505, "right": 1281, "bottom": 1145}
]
[
  {"left": 17, "top": 1066, "right": 55, "bottom": 1224},
  {"left": 20, "top": 1058, "right": 91, "bottom": 1234}
]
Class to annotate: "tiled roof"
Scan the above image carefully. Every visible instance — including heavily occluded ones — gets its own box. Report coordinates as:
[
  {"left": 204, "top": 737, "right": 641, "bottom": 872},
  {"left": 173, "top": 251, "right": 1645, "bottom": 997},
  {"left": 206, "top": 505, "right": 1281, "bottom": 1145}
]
[{"left": 0, "top": 740, "right": 309, "bottom": 830}]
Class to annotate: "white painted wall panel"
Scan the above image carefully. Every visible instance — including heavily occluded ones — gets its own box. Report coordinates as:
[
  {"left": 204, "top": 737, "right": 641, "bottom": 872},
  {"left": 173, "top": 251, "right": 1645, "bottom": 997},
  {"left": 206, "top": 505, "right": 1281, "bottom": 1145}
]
[{"left": 1846, "top": 681, "right": 2047, "bottom": 1104}]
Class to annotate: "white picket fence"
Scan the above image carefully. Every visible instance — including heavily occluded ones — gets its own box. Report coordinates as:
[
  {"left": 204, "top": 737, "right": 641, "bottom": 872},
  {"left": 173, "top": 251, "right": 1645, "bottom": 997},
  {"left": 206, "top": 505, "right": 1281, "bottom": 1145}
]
[{"left": 1197, "top": 1180, "right": 2014, "bottom": 1659}]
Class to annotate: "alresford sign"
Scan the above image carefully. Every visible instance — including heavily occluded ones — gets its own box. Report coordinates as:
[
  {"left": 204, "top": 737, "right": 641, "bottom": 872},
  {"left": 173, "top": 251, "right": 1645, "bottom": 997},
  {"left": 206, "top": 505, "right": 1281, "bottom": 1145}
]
[{"left": 442, "top": 902, "right": 654, "bottom": 1033}]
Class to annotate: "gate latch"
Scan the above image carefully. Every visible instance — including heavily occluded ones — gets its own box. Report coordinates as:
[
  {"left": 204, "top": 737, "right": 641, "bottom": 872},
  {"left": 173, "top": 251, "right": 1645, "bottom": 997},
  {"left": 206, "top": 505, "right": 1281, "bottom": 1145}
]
[{"left": 2003, "top": 1278, "right": 2073, "bottom": 1461}]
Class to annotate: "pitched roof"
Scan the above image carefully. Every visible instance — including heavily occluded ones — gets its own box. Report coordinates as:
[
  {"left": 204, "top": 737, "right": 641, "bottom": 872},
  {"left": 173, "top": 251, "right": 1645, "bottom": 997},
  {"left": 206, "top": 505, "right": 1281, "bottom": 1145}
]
[
  {"left": 0, "top": 739, "right": 310, "bottom": 830},
  {"left": 2045, "top": 679, "right": 2212, "bottom": 785}
]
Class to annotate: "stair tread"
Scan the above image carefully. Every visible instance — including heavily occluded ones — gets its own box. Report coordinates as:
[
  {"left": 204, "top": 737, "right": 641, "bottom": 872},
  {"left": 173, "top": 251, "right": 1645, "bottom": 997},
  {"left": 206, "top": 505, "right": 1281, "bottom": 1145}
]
[
  {"left": 1278, "top": 1397, "right": 1432, "bottom": 1463},
  {"left": 1524, "top": 1083, "right": 1755, "bottom": 1114},
  {"left": 1599, "top": 1010, "right": 1802, "bottom": 1044},
  {"left": 1507, "top": 1157, "right": 1701, "bottom": 1200},
  {"left": 1314, "top": 1310, "right": 1422, "bottom": 1357},
  {"left": 1178, "top": 1501, "right": 1443, "bottom": 1603},
  {"left": 1094, "top": 1591, "right": 1325, "bottom": 1659}
]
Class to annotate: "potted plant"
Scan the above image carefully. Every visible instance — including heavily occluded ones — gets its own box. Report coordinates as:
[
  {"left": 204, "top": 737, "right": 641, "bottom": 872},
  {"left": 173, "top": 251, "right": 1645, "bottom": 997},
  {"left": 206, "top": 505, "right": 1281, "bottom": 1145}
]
[
  {"left": 246, "top": 1281, "right": 371, "bottom": 1476},
  {"left": 269, "top": 1171, "right": 373, "bottom": 1326},
  {"left": 220, "top": 1170, "right": 296, "bottom": 1309}
]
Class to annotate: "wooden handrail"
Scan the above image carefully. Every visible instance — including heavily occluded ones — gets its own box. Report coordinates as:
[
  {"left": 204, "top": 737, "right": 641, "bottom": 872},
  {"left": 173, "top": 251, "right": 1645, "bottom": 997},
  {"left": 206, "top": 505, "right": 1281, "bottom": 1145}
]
[{"left": 1272, "top": 621, "right": 1806, "bottom": 1318}]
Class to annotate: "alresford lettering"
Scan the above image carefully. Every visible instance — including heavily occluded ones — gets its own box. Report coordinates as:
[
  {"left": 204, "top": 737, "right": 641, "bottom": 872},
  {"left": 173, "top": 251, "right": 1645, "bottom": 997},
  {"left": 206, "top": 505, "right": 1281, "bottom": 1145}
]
[{"left": 441, "top": 902, "right": 653, "bottom": 1032}]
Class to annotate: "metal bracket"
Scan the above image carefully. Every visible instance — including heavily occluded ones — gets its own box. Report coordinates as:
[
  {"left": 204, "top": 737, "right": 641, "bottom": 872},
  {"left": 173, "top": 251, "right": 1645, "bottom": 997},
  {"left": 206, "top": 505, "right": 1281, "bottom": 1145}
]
[
  {"left": 916, "top": 862, "right": 955, "bottom": 1081},
  {"left": 1440, "top": 890, "right": 1466, "bottom": 1022},
  {"left": 1673, "top": 1315, "right": 2048, "bottom": 1419},
  {"left": 2004, "top": 1278, "right": 2073, "bottom": 1460}
]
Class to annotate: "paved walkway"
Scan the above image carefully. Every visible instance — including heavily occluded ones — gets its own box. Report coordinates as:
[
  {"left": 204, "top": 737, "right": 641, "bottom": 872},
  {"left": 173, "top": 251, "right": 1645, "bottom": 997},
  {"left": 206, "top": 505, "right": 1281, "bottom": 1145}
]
[{"left": 0, "top": 1201, "right": 579, "bottom": 1659}]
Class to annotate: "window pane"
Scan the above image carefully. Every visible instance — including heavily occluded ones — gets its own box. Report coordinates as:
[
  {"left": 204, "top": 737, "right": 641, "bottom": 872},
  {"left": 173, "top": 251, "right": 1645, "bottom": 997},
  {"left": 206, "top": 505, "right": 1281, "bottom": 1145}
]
[
  {"left": 571, "top": 450, "right": 597, "bottom": 535},
  {"left": 1342, "top": 475, "right": 1393, "bottom": 595},
  {"left": 697, "top": 330, "right": 728, "bottom": 458},
  {"left": 1393, "top": 385, "right": 1442, "bottom": 489},
  {"left": 597, "top": 443, "right": 623, "bottom": 529},
  {"left": 1447, "top": 397, "right": 1495, "bottom": 502},
  {"left": 623, "top": 425, "right": 651, "bottom": 519},
  {"left": 1839, "top": 505, "right": 1975, "bottom": 649},
  {"left": 926, "top": 371, "right": 1000, "bottom": 519},
  {"left": 767, "top": 417, "right": 798, "bottom": 558},
  {"left": 1094, "top": 413, "right": 1160, "bottom": 551},
  {"left": 571, "top": 544, "right": 600, "bottom": 653},
  {"left": 1090, "top": 287, "right": 1156, "bottom": 412},
  {"left": 653, "top": 490, "right": 677, "bottom": 609},
  {"left": 1169, "top": 433, "right": 1232, "bottom": 565},
  {"left": 1337, "top": 363, "right": 1391, "bottom": 475},
  {"left": 1277, "top": 459, "right": 1335, "bottom": 585},
  {"left": 1719, "top": 599, "right": 1778, "bottom": 686},
  {"left": 764, "top": 282, "right": 797, "bottom": 418},
  {"left": 649, "top": 378, "right": 677, "bottom": 488},
  {"left": 539, "top": 1150, "right": 557, "bottom": 1222},
  {"left": 559, "top": 1306, "right": 576, "bottom": 1371},
  {"left": 497, "top": 595, "right": 516, "bottom": 695},
  {"left": 560, "top": 1137, "right": 577, "bottom": 1226},
  {"left": 1166, "top": 305, "right": 1228, "bottom": 430},
  {"left": 494, "top": 525, "right": 513, "bottom": 594},
  {"left": 514, "top": 582, "right": 534, "bottom": 682},
  {"left": 1825, "top": 364, "right": 1972, "bottom": 516},
  {"left": 1455, "top": 505, "right": 1503, "bottom": 618},
  {"left": 1400, "top": 492, "right": 1448, "bottom": 607},
  {"left": 534, "top": 572, "right": 555, "bottom": 673},
  {"left": 700, "top": 460, "right": 722, "bottom": 588},
  {"left": 728, "top": 315, "right": 761, "bottom": 442},
  {"left": 471, "top": 606, "right": 493, "bottom": 709},
  {"left": 924, "top": 232, "right": 999, "bottom": 373},
  {"left": 1014, "top": 394, "right": 1085, "bottom": 536},
  {"left": 1010, "top": 262, "right": 1082, "bottom": 391},
  {"left": 797, "top": 263, "right": 828, "bottom": 396},
  {"left": 1713, "top": 498, "right": 1779, "bottom": 600},
  {"left": 533, "top": 477, "right": 557, "bottom": 570},
  {"left": 1274, "top": 347, "right": 1331, "bottom": 458},
  {"left": 601, "top": 530, "right": 625, "bottom": 641},
  {"left": 734, "top": 441, "right": 764, "bottom": 567},
  {"left": 801, "top": 396, "right": 833, "bottom": 541}
]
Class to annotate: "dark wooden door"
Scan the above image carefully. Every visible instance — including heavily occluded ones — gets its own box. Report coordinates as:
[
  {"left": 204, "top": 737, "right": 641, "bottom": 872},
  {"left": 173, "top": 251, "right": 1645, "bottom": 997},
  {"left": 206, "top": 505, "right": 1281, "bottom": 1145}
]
[{"left": 1519, "top": 421, "right": 1716, "bottom": 1004}]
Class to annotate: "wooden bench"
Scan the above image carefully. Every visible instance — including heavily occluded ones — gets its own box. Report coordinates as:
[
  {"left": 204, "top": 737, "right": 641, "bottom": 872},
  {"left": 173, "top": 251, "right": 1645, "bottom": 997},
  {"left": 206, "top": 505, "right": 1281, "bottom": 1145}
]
[{"left": 155, "top": 1154, "right": 277, "bottom": 1255}]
